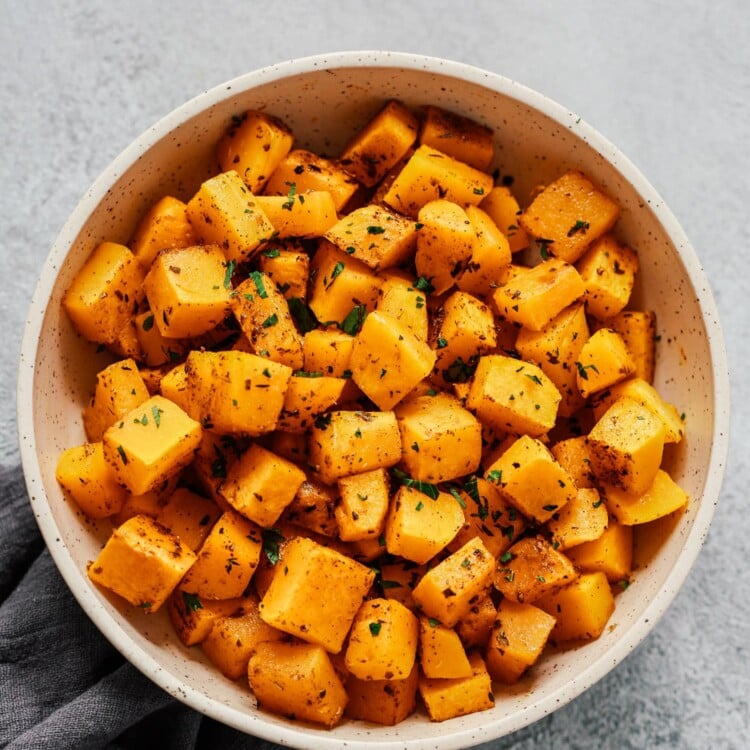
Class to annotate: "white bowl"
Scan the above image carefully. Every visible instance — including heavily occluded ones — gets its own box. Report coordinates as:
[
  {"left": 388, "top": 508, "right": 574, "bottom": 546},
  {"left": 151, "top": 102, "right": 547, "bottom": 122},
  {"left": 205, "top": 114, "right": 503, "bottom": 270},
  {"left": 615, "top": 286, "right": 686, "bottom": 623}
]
[{"left": 18, "top": 51, "right": 730, "bottom": 749}]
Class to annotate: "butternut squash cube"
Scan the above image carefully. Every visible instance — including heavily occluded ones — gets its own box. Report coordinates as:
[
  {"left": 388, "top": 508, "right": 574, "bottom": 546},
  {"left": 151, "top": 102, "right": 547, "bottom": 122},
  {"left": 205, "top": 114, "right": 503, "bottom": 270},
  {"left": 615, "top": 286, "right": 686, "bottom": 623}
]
[
  {"left": 230, "top": 273, "right": 303, "bottom": 370},
  {"left": 395, "top": 392, "right": 482, "bottom": 483},
  {"left": 302, "top": 328, "right": 354, "bottom": 377},
  {"left": 418, "top": 651, "right": 494, "bottom": 722},
  {"left": 130, "top": 195, "right": 197, "bottom": 270},
  {"left": 547, "top": 487, "right": 609, "bottom": 551},
  {"left": 186, "top": 170, "right": 275, "bottom": 262},
  {"left": 587, "top": 396, "right": 666, "bottom": 495},
  {"left": 277, "top": 373, "right": 346, "bottom": 433},
  {"left": 592, "top": 377, "right": 685, "bottom": 444},
  {"left": 414, "top": 199, "right": 475, "bottom": 295},
  {"left": 277, "top": 479, "right": 334, "bottom": 539},
  {"left": 168, "top": 590, "right": 245, "bottom": 646},
  {"left": 576, "top": 328, "right": 635, "bottom": 398},
  {"left": 479, "top": 185, "right": 530, "bottom": 253},
  {"left": 201, "top": 594, "right": 286, "bottom": 680},
  {"left": 419, "top": 105, "right": 494, "bottom": 171},
  {"left": 455, "top": 593, "right": 497, "bottom": 650},
  {"left": 133, "top": 311, "right": 187, "bottom": 367},
  {"left": 493, "top": 536, "right": 578, "bottom": 604},
  {"left": 349, "top": 310, "right": 436, "bottom": 411},
  {"left": 385, "top": 485, "right": 465, "bottom": 565},
  {"left": 379, "top": 559, "right": 426, "bottom": 612},
  {"left": 88, "top": 514, "right": 196, "bottom": 612},
  {"left": 219, "top": 443, "right": 306, "bottom": 528},
  {"left": 515, "top": 303, "right": 589, "bottom": 417},
  {"left": 183, "top": 350, "right": 291, "bottom": 436},
  {"left": 82, "top": 358, "right": 150, "bottom": 442},
  {"left": 155, "top": 487, "right": 221, "bottom": 552},
  {"left": 576, "top": 234, "right": 639, "bottom": 320},
  {"left": 345, "top": 664, "right": 419, "bottom": 725},
  {"left": 484, "top": 435, "right": 576, "bottom": 524},
  {"left": 376, "top": 274, "right": 429, "bottom": 341},
  {"left": 307, "top": 241, "right": 380, "bottom": 325},
  {"left": 335, "top": 468, "right": 390, "bottom": 541},
  {"left": 254, "top": 191, "right": 338, "bottom": 239},
  {"left": 536, "top": 571, "right": 616, "bottom": 641},
  {"left": 411, "top": 537, "right": 495, "bottom": 627},
  {"left": 215, "top": 110, "right": 293, "bottom": 194},
  {"left": 112, "top": 476, "right": 178, "bottom": 526},
  {"left": 324, "top": 203, "right": 417, "bottom": 271},
  {"left": 550, "top": 436, "right": 596, "bottom": 489},
  {"left": 601, "top": 468, "right": 688, "bottom": 525},
  {"left": 102, "top": 395, "right": 202, "bottom": 495},
  {"left": 259, "top": 536, "right": 375, "bottom": 653},
  {"left": 432, "top": 291, "right": 497, "bottom": 385},
  {"left": 249, "top": 641, "right": 348, "bottom": 727},
  {"left": 143, "top": 245, "right": 232, "bottom": 339},
  {"left": 340, "top": 99, "right": 419, "bottom": 187},
  {"left": 456, "top": 205, "right": 512, "bottom": 297},
  {"left": 179, "top": 509, "right": 262, "bottom": 600},
  {"left": 519, "top": 170, "right": 620, "bottom": 264},
  {"left": 345, "top": 598, "right": 419, "bottom": 680},
  {"left": 308, "top": 409, "right": 401, "bottom": 485},
  {"left": 63, "top": 241, "right": 144, "bottom": 345},
  {"left": 567, "top": 522, "right": 633, "bottom": 582},
  {"left": 447, "top": 476, "right": 526, "bottom": 559},
  {"left": 606, "top": 310, "right": 656, "bottom": 383},
  {"left": 56, "top": 442, "right": 128, "bottom": 519},
  {"left": 492, "top": 258, "right": 585, "bottom": 331},
  {"left": 383, "top": 144, "right": 494, "bottom": 218},
  {"left": 256, "top": 244, "right": 309, "bottom": 300},
  {"left": 466, "top": 355, "right": 561, "bottom": 437},
  {"left": 264, "top": 149, "right": 359, "bottom": 211},
  {"left": 485, "top": 599, "right": 556, "bottom": 684},
  {"left": 419, "top": 617, "right": 473, "bottom": 679}
]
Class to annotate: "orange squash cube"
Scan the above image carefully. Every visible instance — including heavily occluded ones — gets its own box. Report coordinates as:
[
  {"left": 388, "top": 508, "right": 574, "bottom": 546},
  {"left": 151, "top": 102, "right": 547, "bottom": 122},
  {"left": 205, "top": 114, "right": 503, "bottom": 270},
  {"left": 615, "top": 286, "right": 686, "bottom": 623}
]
[
  {"left": 566, "top": 521, "right": 633, "bottom": 582},
  {"left": 130, "top": 195, "right": 197, "bottom": 270},
  {"left": 345, "top": 598, "right": 419, "bottom": 680},
  {"left": 519, "top": 170, "right": 620, "bottom": 263},
  {"left": 143, "top": 245, "right": 232, "bottom": 339},
  {"left": 479, "top": 185, "right": 530, "bottom": 253},
  {"left": 215, "top": 110, "right": 293, "bottom": 193},
  {"left": 419, "top": 105, "right": 494, "bottom": 171},
  {"left": 411, "top": 537, "right": 495, "bottom": 627},
  {"left": 259, "top": 536, "right": 375, "bottom": 653},
  {"left": 179, "top": 509, "right": 262, "bottom": 600},
  {"left": 485, "top": 599, "right": 556, "bottom": 684},
  {"left": 102, "top": 395, "right": 202, "bottom": 495},
  {"left": 256, "top": 243, "right": 309, "bottom": 300},
  {"left": 601, "top": 469, "right": 688, "bottom": 525},
  {"left": 419, "top": 617, "right": 473, "bottom": 679},
  {"left": 375, "top": 274, "right": 429, "bottom": 341},
  {"left": 547, "top": 487, "right": 609, "bottom": 551},
  {"left": 219, "top": 443, "right": 306, "bottom": 528},
  {"left": 335, "top": 468, "right": 390, "bottom": 541},
  {"left": 340, "top": 99, "right": 419, "bottom": 187},
  {"left": 606, "top": 310, "right": 656, "bottom": 383},
  {"left": 575, "top": 328, "right": 636, "bottom": 398},
  {"left": 168, "top": 590, "right": 245, "bottom": 646},
  {"left": 254, "top": 191, "right": 338, "bottom": 239},
  {"left": 155, "top": 487, "right": 221, "bottom": 551},
  {"left": 385, "top": 485, "right": 465, "bottom": 565},
  {"left": 248, "top": 641, "right": 348, "bottom": 728},
  {"left": 88, "top": 514, "right": 196, "bottom": 612},
  {"left": 345, "top": 664, "right": 419, "bottom": 725},
  {"left": 456, "top": 205, "right": 512, "bottom": 297}
]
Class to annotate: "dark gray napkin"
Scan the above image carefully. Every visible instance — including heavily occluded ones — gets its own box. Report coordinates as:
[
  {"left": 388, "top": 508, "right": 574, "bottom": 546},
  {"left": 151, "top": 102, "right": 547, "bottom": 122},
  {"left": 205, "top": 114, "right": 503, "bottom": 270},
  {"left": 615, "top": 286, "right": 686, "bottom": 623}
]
[{"left": 0, "top": 465, "right": 280, "bottom": 750}]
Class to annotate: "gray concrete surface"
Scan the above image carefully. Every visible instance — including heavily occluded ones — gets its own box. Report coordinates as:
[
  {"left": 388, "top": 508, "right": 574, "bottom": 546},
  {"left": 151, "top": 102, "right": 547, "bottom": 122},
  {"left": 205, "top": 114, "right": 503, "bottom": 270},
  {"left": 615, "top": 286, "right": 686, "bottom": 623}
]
[{"left": 2, "top": 1, "right": 748, "bottom": 748}]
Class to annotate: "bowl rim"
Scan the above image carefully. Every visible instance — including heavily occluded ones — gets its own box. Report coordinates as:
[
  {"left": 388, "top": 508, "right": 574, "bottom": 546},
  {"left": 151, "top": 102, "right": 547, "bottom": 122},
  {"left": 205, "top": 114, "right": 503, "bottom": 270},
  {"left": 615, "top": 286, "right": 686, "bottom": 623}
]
[{"left": 17, "top": 50, "right": 731, "bottom": 749}]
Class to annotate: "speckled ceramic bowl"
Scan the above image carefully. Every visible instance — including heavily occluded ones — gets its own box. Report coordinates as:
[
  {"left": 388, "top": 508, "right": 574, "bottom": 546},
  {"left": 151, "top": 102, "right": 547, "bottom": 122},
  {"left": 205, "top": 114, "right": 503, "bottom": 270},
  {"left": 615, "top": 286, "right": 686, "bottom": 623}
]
[{"left": 18, "top": 52, "right": 729, "bottom": 749}]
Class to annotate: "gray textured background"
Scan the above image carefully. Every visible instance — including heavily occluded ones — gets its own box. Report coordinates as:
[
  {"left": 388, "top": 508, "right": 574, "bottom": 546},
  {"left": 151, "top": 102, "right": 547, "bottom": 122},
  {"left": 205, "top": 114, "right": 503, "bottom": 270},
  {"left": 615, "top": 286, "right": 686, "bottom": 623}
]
[{"left": 2, "top": 1, "right": 749, "bottom": 748}]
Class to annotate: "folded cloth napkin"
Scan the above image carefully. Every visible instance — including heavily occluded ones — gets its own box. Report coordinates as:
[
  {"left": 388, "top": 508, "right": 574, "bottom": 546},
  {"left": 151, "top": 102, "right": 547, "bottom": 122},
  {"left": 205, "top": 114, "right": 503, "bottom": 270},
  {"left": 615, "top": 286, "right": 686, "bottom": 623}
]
[{"left": 0, "top": 465, "right": 281, "bottom": 750}]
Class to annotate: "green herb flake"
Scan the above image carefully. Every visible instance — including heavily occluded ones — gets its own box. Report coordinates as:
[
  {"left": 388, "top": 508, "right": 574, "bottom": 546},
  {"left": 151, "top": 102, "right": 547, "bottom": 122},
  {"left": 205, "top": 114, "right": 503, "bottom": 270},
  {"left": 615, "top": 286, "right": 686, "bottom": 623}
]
[
  {"left": 525, "top": 373, "right": 543, "bottom": 385},
  {"left": 392, "top": 468, "right": 439, "bottom": 500},
  {"left": 117, "top": 445, "right": 128, "bottom": 465},
  {"left": 182, "top": 592, "right": 203, "bottom": 612},
  {"left": 415, "top": 501, "right": 424, "bottom": 511},
  {"left": 486, "top": 469, "right": 503, "bottom": 485},
  {"left": 449, "top": 487, "right": 467, "bottom": 508},
  {"left": 223, "top": 259, "right": 236, "bottom": 289},
  {"left": 367, "top": 225, "right": 386, "bottom": 235},
  {"left": 262, "top": 313, "right": 279, "bottom": 328},
  {"left": 151, "top": 405, "right": 163, "bottom": 427},
  {"left": 461, "top": 557, "right": 471, "bottom": 568},
  {"left": 414, "top": 276, "right": 435, "bottom": 293},
  {"left": 262, "top": 247, "right": 281, "bottom": 258},
  {"left": 436, "top": 337, "right": 448, "bottom": 349},
  {"left": 249, "top": 270, "right": 269, "bottom": 299},
  {"left": 341, "top": 304, "right": 367, "bottom": 336},
  {"left": 327, "top": 261, "right": 345, "bottom": 288},
  {"left": 380, "top": 579, "right": 402, "bottom": 590},
  {"left": 567, "top": 219, "right": 590, "bottom": 237},
  {"left": 426, "top": 388, "right": 438, "bottom": 396},
  {"left": 262, "top": 528, "right": 285, "bottom": 565},
  {"left": 369, "top": 621, "right": 382, "bottom": 636},
  {"left": 282, "top": 181, "right": 297, "bottom": 211},
  {"left": 142, "top": 314, "right": 154, "bottom": 332},
  {"left": 575, "top": 361, "right": 599, "bottom": 380},
  {"left": 287, "top": 297, "right": 318, "bottom": 334}
]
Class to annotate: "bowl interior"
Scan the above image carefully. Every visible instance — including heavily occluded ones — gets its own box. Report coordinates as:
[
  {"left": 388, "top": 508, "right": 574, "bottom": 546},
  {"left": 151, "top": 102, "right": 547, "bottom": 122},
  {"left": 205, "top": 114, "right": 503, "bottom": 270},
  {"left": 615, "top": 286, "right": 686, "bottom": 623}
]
[{"left": 18, "top": 53, "right": 728, "bottom": 749}]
